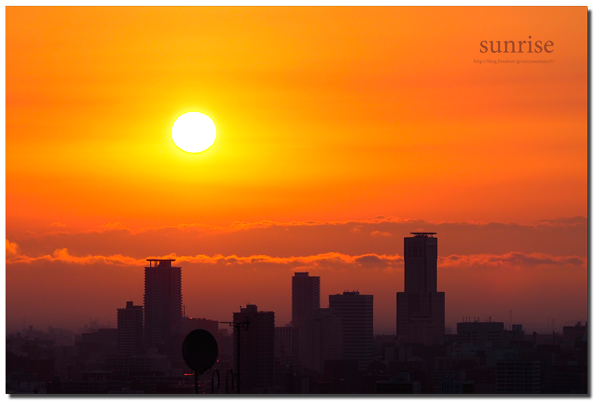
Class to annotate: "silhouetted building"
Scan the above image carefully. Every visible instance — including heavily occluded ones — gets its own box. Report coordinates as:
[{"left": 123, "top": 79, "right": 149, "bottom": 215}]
[
  {"left": 180, "top": 317, "right": 219, "bottom": 338},
  {"left": 439, "top": 373, "right": 474, "bottom": 394},
  {"left": 324, "top": 359, "right": 360, "bottom": 381},
  {"left": 299, "top": 308, "right": 343, "bottom": 373},
  {"left": 78, "top": 328, "right": 119, "bottom": 361},
  {"left": 457, "top": 321, "right": 504, "bottom": 349},
  {"left": 329, "top": 291, "right": 373, "bottom": 370},
  {"left": 275, "top": 325, "right": 298, "bottom": 367},
  {"left": 292, "top": 272, "right": 320, "bottom": 326},
  {"left": 376, "top": 372, "right": 421, "bottom": 394},
  {"left": 544, "top": 364, "right": 588, "bottom": 394},
  {"left": 563, "top": 321, "right": 587, "bottom": 342},
  {"left": 504, "top": 324, "right": 526, "bottom": 346},
  {"left": 396, "top": 232, "right": 445, "bottom": 345},
  {"left": 496, "top": 360, "right": 541, "bottom": 394},
  {"left": 117, "top": 301, "right": 143, "bottom": 357},
  {"left": 233, "top": 304, "right": 275, "bottom": 393},
  {"left": 144, "top": 259, "right": 182, "bottom": 352}
]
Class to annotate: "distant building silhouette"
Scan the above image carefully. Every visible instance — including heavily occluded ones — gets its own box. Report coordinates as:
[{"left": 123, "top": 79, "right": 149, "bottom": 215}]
[
  {"left": 439, "top": 373, "right": 474, "bottom": 394},
  {"left": 456, "top": 321, "right": 504, "bottom": 349},
  {"left": 496, "top": 359, "right": 541, "bottom": 394},
  {"left": 563, "top": 321, "right": 587, "bottom": 342},
  {"left": 298, "top": 308, "right": 343, "bottom": 373},
  {"left": 180, "top": 317, "right": 219, "bottom": 338},
  {"left": 292, "top": 272, "right": 320, "bottom": 326},
  {"left": 80, "top": 328, "right": 119, "bottom": 359},
  {"left": 329, "top": 291, "right": 373, "bottom": 370},
  {"left": 144, "top": 259, "right": 182, "bottom": 352},
  {"left": 233, "top": 304, "right": 275, "bottom": 393},
  {"left": 396, "top": 232, "right": 445, "bottom": 345},
  {"left": 275, "top": 325, "right": 298, "bottom": 368},
  {"left": 504, "top": 324, "right": 526, "bottom": 346},
  {"left": 377, "top": 372, "right": 421, "bottom": 394},
  {"left": 117, "top": 301, "right": 143, "bottom": 357}
]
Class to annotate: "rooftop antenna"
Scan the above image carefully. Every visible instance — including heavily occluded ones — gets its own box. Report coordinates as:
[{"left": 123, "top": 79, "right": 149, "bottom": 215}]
[{"left": 509, "top": 310, "right": 512, "bottom": 330}]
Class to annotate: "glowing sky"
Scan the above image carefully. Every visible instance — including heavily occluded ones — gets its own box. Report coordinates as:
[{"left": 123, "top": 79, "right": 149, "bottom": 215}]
[{"left": 6, "top": 7, "right": 587, "bottom": 333}]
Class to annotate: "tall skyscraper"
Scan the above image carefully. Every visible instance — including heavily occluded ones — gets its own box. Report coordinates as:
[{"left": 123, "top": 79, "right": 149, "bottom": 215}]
[
  {"left": 144, "top": 259, "right": 182, "bottom": 351},
  {"left": 233, "top": 304, "right": 275, "bottom": 393},
  {"left": 292, "top": 272, "right": 320, "bottom": 326},
  {"left": 117, "top": 301, "right": 144, "bottom": 357},
  {"left": 329, "top": 291, "right": 373, "bottom": 370},
  {"left": 396, "top": 232, "right": 445, "bottom": 345}
]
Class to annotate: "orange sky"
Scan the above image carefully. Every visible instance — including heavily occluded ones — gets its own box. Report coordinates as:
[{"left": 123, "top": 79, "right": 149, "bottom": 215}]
[
  {"left": 6, "top": 7, "right": 587, "bottom": 231},
  {"left": 5, "top": 7, "right": 588, "bottom": 333}
]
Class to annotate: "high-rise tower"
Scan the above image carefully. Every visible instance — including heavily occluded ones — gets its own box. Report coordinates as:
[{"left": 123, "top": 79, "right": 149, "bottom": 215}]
[
  {"left": 233, "top": 304, "right": 275, "bottom": 393},
  {"left": 292, "top": 272, "right": 320, "bottom": 326},
  {"left": 396, "top": 232, "right": 445, "bottom": 345},
  {"left": 144, "top": 259, "right": 182, "bottom": 351},
  {"left": 329, "top": 291, "right": 373, "bottom": 370},
  {"left": 117, "top": 301, "right": 144, "bottom": 357}
]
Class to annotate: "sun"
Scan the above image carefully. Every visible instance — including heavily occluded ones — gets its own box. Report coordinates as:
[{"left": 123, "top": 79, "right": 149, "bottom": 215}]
[{"left": 171, "top": 112, "right": 217, "bottom": 153}]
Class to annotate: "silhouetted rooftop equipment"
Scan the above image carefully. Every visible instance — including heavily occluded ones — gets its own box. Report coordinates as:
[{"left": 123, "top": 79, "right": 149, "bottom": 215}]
[
  {"left": 146, "top": 259, "right": 176, "bottom": 267},
  {"left": 410, "top": 232, "right": 437, "bottom": 237}
]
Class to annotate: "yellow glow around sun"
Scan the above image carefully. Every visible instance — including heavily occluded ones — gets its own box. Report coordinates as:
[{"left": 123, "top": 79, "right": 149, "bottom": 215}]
[{"left": 171, "top": 112, "right": 217, "bottom": 153}]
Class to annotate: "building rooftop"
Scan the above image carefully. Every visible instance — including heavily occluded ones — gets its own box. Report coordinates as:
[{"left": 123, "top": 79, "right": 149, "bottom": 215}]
[{"left": 146, "top": 259, "right": 176, "bottom": 267}]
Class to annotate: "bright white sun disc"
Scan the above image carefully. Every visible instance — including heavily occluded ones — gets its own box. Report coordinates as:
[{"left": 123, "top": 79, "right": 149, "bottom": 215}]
[{"left": 171, "top": 112, "right": 217, "bottom": 153}]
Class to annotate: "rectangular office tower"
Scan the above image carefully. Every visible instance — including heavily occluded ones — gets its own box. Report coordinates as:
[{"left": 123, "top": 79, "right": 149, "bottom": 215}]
[
  {"left": 144, "top": 259, "right": 182, "bottom": 351},
  {"left": 233, "top": 304, "right": 275, "bottom": 393},
  {"left": 329, "top": 291, "right": 373, "bottom": 370},
  {"left": 117, "top": 301, "right": 144, "bottom": 357},
  {"left": 396, "top": 233, "right": 445, "bottom": 345},
  {"left": 298, "top": 308, "right": 343, "bottom": 374},
  {"left": 292, "top": 272, "right": 320, "bottom": 326}
]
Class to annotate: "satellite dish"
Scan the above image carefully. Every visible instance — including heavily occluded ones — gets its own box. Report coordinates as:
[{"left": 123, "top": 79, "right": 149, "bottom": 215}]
[{"left": 182, "top": 329, "right": 219, "bottom": 374}]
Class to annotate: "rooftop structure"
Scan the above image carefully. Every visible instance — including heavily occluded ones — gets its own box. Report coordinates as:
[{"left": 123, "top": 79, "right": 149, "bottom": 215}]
[{"left": 146, "top": 259, "right": 176, "bottom": 267}]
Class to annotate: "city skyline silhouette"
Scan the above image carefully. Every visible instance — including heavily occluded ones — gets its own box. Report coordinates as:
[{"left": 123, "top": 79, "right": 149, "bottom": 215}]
[{"left": 7, "top": 231, "right": 588, "bottom": 394}]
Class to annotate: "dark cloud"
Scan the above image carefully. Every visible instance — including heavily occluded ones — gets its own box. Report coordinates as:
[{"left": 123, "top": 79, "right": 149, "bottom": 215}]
[
  {"left": 355, "top": 254, "right": 386, "bottom": 266},
  {"left": 6, "top": 216, "right": 587, "bottom": 261}
]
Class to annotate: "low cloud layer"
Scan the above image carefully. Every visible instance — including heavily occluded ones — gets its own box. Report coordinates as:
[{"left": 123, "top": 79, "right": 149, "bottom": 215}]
[
  {"left": 6, "top": 216, "right": 588, "bottom": 334},
  {"left": 7, "top": 216, "right": 588, "bottom": 260},
  {"left": 6, "top": 245, "right": 585, "bottom": 271}
]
